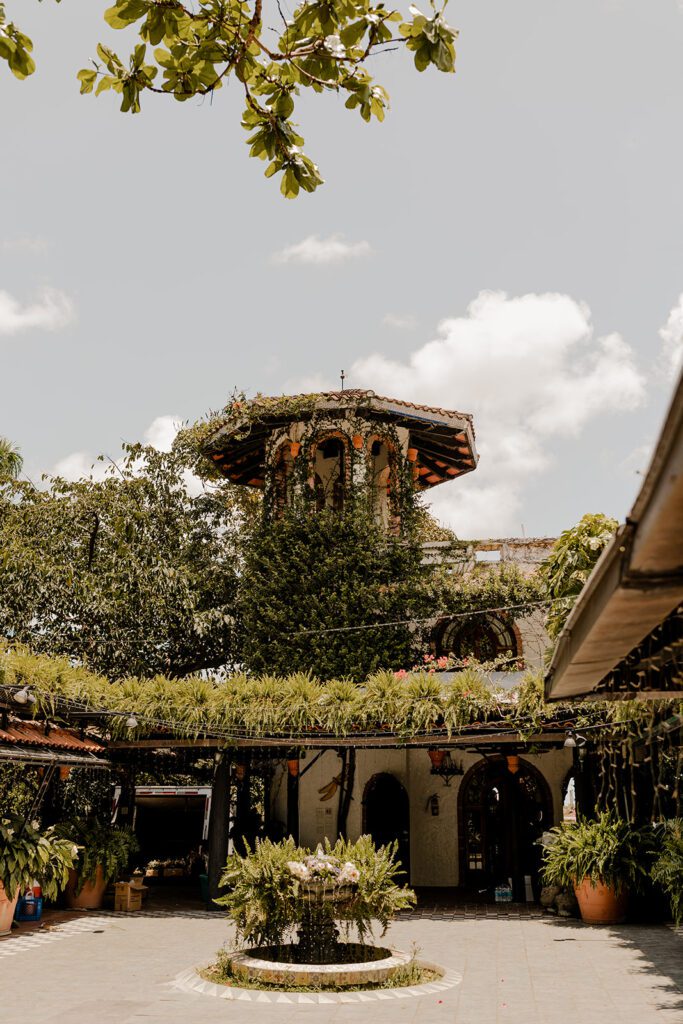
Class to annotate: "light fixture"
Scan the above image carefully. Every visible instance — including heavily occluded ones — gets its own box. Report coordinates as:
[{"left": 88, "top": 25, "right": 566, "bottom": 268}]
[
  {"left": 564, "top": 729, "right": 587, "bottom": 748},
  {"left": 429, "top": 750, "right": 464, "bottom": 787},
  {"left": 13, "top": 686, "right": 35, "bottom": 705},
  {"left": 506, "top": 754, "right": 520, "bottom": 774},
  {"left": 125, "top": 714, "right": 139, "bottom": 730}
]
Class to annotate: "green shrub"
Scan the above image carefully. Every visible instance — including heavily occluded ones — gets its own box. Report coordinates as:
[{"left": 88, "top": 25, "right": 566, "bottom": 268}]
[
  {"left": 651, "top": 819, "right": 683, "bottom": 926},
  {"left": 217, "top": 835, "right": 415, "bottom": 948},
  {"left": 57, "top": 820, "right": 138, "bottom": 891},
  {"left": 541, "top": 812, "right": 650, "bottom": 893},
  {"left": 0, "top": 816, "right": 78, "bottom": 901}
]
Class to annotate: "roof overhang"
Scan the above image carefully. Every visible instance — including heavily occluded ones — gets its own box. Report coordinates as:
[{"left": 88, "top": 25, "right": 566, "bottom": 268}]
[
  {"left": 202, "top": 391, "right": 478, "bottom": 490},
  {"left": 545, "top": 370, "right": 683, "bottom": 700}
]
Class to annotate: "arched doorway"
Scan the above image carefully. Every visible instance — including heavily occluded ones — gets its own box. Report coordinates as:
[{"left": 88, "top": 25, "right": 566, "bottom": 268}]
[
  {"left": 458, "top": 757, "right": 552, "bottom": 900},
  {"left": 363, "top": 773, "right": 410, "bottom": 883}
]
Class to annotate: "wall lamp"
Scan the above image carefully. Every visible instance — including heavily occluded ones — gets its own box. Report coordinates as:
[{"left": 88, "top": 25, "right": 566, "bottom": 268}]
[{"left": 13, "top": 686, "right": 37, "bottom": 706}]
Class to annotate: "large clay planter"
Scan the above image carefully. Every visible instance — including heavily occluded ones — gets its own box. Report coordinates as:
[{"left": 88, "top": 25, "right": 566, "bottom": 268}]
[
  {"left": 0, "top": 883, "right": 19, "bottom": 936},
  {"left": 65, "top": 865, "right": 108, "bottom": 910},
  {"left": 574, "top": 878, "right": 628, "bottom": 925}
]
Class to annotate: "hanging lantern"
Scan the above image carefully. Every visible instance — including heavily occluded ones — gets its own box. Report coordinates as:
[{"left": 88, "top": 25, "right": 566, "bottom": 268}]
[
  {"left": 428, "top": 749, "right": 445, "bottom": 770},
  {"left": 506, "top": 755, "right": 520, "bottom": 775},
  {"left": 287, "top": 758, "right": 300, "bottom": 778}
]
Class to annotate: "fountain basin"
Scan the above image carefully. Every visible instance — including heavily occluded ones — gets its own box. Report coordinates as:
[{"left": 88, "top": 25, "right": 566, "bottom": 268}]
[{"left": 228, "top": 945, "right": 413, "bottom": 988}]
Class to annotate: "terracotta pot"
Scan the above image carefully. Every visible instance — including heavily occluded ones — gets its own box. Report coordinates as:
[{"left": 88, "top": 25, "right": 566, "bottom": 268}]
[
  {"left": 407, "top": 447, "right": 418, "bottom": 462},
  {"left": 573, "top": 878, "right": 628, "bottom": 925},
  {"left": 65, "top": 865, "right": 108, "bottom": 910},
  {"left": 428, "top": 749, "right": 445, "bottom": 769},
  {"left": 290, "top": 441, "right": 301, "bottom": 457},
  {"left": 0, "top": 883, "right": 19, "bottom": 936},
  {"left": 352, "top": 434, "right": 364, "bottom": 450},
  {"left": 287, "top": 758, "right": 299, "bottom": 778}
]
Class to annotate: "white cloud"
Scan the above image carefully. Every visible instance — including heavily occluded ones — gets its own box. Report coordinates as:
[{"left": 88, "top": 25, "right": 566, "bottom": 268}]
[
  {"left": 352, "top": 290, "right": 646, "bottom": 538},
  {"left": 144, "top": 414, "right": 182, "bottom": 452},
  {"left": 54, "top": 414, "right": 185, "bottom": 483},
  {"left": 0, "top": 287, "right": 74, "bottom": 336},
  {"left": 658, "top": 293, "right": 683, "bottom": 380},
  {"left": 273, "top": 234, "right": 371, "bottom": 266},
  {"left": 382, "top": 313, "right": 418, "bottom": 330},
  {"left": 53, "top": 451, "right": 110, "bottom": 482}
]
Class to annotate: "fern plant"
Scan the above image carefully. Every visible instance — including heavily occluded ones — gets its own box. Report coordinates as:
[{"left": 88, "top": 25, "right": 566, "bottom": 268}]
[
  {"left": 650, "top": 819, "right": 683, "bottom": 925},
  {"left": 217, "top": 836, "right": 415, "bottom": 949},
  {"left": 57, "top": 820, "right": 138, "bottom": 892},
  {"left": 541, "top": 812, "right": 650, "bottom": 893}
]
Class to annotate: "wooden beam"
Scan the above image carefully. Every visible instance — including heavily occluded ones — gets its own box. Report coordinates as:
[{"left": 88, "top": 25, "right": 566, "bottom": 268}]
[{"left": 108, "top": 731, "right": 565, "bottom": 751}]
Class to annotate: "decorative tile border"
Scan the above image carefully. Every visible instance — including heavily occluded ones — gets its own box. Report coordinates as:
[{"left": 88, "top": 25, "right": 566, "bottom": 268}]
[
  {"left": 172, "top": 962, "right": 462, "bottom": 1004},
  {"left": 0, "top": 915, "right": 112, "bottom": 958}
]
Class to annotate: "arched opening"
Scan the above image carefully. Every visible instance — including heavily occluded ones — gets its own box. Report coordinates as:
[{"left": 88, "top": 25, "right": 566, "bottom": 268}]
[
  {"left": 312, "top": 436, "right": 347, "bottom": 511},
  {"left": 273, "top": 442, "right": 295, "bottom": 515},
  {"left": 362, "top": 773, "right": 410, "bottom": 883},
  {"left": 437, "top": 614, "right": 521, "bottom": 668},
  {"left": 367, "top": 436, "right": 396, "bottom": 531},
  {"left": 458, "top": 756, "right": 552, "bottom": 900}
]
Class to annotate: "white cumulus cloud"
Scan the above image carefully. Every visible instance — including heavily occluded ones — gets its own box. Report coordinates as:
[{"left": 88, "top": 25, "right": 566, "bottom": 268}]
[
  {"left": 144, "top": 414, "right": 182, "bottom": 452},
  {"left": 54, "top": 414, "right": 185, "bottom": 483},
  {"left": 0, "top": 287, "right": 74, "bottom": 336},
  {"left": 273, "top": 234, "right": 371, "bottom": 266},
  {"left": 658, "top": 293, "right": 683, "bottom": 380},
  {"left": 352, "top": 290, "right": 646, "bottom": 538}
]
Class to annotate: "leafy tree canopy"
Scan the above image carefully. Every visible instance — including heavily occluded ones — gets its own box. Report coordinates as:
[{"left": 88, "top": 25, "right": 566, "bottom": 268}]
[
  {"left": 0, "top": 441, "right": 257, "bottom": 678},
  {"left": 0, "top": 0, "right": 458, "bottom": 197},
  {"left": 538, "top": 512, "right": 618, "bottom": 644},
  {"left": 0, "top": 436, "right": 22, "bottom": 481}
]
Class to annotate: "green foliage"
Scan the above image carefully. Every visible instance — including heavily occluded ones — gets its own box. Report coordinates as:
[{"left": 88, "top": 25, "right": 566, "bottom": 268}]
[
  {"left": 238, "top": 500, "right": 428, "bottom": 680},
  {"left": 216, "top": 835, "right": 415, "bottom": 947},
  {"left": 0, "top": 764, "right": 40, "bottom": 819},
  {"left": 56, "top": 820, "right": 139, "bottom": 890},
  {"left": 1, "top": 0, "right": 457, "bottom": 196},
  {"left": 538, "top": 513, "right": 618, "bottom": 643},
  {"left": 650, "top": 819, "right": 683, "bottom": 926},
  {"left": 0, "top": 644, "right": 599, "bottom": 740},
  {"left": 541, "top": 812, "right": 650, "bottom": 893},
  {"left": 0, "top": 814, "right": 78, "bottom": 901},
  {"left": 0, "top": 441, "right": 255, "bottom": 678},
  {"left": 0, "top": 436, "right": 22, "bottom": 481}
]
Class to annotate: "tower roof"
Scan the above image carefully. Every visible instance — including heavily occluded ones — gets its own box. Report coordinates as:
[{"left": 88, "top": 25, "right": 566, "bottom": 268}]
[{"left": 202, "top": 390, "right": 478, "bottom": 489}]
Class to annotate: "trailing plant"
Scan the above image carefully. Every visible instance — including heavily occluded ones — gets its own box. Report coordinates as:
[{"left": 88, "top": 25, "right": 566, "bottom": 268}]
[
  {"left": 56, "top": 820, "right": 139, "bottom": 891},
  {"left": 217, "top": 835, "right": 415, "bottom": 949},
  {"left": 541, "top": 812, "right": 651, "bottom": 894},
  {"left": 650, "top": 819, "right": 683, "bottom": 926},
  {"left": 0, "top": 815, "right": 78, "bottom": 901}
]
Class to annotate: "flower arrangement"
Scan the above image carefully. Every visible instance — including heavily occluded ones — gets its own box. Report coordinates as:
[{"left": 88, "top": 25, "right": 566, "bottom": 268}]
[{"left": 286, "top": 848, "right": 360, "bottom": 886}]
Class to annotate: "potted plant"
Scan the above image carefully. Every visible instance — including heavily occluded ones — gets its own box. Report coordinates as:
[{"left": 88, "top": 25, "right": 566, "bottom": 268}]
[
  {"left": 58, "top": 821, "right": 139, "bottom": 910},
  {"left": 651, "top": 819, "right": 683, "bottom": 926},
  {"left": 0, "top": 816, "right": 78, "bottom": 935},
  {"left": 541, "top": 812, "right": 648, "bottom": 924}
]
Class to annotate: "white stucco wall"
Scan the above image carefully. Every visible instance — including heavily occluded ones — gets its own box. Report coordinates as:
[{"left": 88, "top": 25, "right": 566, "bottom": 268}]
[{"left": 273, "top": 745, "right": 572, "bottom": 887}]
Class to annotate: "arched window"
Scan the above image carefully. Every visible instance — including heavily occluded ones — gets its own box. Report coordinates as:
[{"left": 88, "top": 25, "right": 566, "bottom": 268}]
[
  {"left": 312, "top": 436, "right": 346, "bottom": 511},
  {"left": 437, "top": 614, "right": 520, "bottom": 667},
  {"left": 367, "top": 437, "right": 395, "bottom": 530},
  {"left": 273, "top": 443, "right": 295, "bottom": 514}
]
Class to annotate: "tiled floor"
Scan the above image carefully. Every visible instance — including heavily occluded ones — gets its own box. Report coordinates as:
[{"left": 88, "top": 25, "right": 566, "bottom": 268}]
[{"left": 1, "top": 908, "right": 681, "bottom": 1024}]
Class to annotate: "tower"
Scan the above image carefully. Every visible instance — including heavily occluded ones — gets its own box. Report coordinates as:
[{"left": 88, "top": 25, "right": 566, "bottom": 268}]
[{"left": 203, "top": 389, "right": 478, "bottom": 528}]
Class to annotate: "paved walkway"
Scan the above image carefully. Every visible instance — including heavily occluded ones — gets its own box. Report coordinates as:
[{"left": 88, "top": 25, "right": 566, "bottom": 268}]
[{"left": 1, "top": 909, "right": 681, "bottom": 1024}]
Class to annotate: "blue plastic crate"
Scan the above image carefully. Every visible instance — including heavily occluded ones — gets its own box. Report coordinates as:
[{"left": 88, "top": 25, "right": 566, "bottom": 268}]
[{"left": 15, "top": 896, "right": 42, "bottom": 922}]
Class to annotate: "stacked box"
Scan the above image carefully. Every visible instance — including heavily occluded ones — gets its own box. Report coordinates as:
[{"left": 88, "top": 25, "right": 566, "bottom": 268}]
[{"left": 114, "top": 882, "right": 143, "bottom": 912}]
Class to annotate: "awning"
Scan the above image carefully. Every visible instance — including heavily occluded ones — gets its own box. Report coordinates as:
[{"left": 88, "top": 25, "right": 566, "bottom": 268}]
[{"left": 545, "top": 369, "right": 683, "bottom": 700}]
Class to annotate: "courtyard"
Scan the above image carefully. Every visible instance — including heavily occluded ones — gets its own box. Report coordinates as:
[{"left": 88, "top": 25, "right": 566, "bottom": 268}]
[{"left": 1, "top": 908, "right": 681, "bottom": 1024}]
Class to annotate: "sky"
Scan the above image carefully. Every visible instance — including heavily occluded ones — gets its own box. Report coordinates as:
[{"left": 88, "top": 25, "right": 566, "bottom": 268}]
[{"left": 2, "top": 0, "right": 683, "bottom": 538}]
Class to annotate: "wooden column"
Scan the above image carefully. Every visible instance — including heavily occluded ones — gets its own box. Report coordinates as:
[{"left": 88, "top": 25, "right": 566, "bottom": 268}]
[
  {"left": 286, "top": 763, "right": 299, "bottom": 844},
  {"left": 207, "top": 755, "right": 231, "bottom": 905}
]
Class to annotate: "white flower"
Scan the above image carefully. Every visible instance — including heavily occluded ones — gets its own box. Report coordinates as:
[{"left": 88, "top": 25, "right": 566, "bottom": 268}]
[
  {"left": 287, "top": 861, "right": 311, "bottom": 881},
  {"left": 338, "top": 861, "right": 360, "bottom": 884}
]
